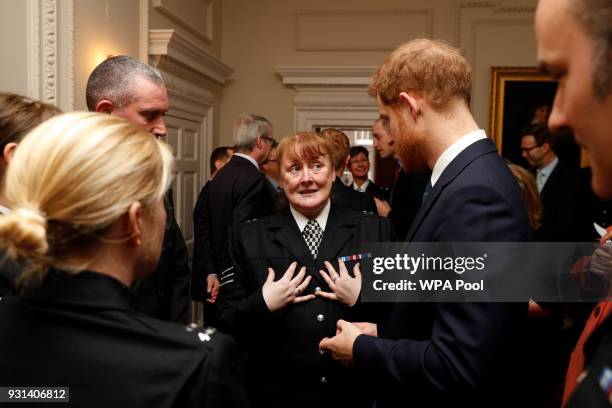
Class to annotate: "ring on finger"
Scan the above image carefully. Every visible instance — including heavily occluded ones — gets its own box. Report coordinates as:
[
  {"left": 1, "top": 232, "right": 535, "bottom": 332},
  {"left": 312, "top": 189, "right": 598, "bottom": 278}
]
[{"left": 293, "top": 287, "right": 301, "bottom": 296}]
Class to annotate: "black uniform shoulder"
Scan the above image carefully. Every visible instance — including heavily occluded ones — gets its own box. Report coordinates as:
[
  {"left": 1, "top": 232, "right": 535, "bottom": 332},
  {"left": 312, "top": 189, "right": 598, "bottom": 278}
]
[
  {"left": 228, "top": 215, "right": 274, "bottom": 247},
  {"left": 341, "top": 207, "right": 379, "bottom": 220},
  {"left": 137, "top": 315, "right": 238, "bottom": 354},
  {"left": 234, "top": 216, "right": 266, "bottom": 231},
  {"left": 339, "top": 207, "right": 394, "bottom": 240},
  {"left": 357, "top": 209, "right": 378, "bottom": 217}
]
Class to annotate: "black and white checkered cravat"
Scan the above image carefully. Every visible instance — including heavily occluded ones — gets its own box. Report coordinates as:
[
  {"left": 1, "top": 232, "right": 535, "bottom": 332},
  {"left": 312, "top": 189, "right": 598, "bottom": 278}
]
[{"left": 302, "top": 219, "right": 323, "bottom": 259}]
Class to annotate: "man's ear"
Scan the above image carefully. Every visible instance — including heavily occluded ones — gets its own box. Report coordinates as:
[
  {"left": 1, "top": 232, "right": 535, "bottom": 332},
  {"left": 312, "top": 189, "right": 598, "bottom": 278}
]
[
  {"left": 540, "top": 142, "right": 551, "bottom": 154},
  {"left": 127, "top": 202, "right": 144, "bottom": 246},
  {"left": 257, "top": 135, "right": 268, "bottom": 150},
  {"left": 3, "top": 143, "right": 18, "bottom": 165},
  {"left": 343, "top": 155, "right": 350, "bottom": 170},
  {"left": 214, "top": 159, "right": 224, "bottom": 172},
  {"left": 95, "top": 99, "right": 115, "bottom": 114},
  {"left": 399, "top": 92, "right": 420, "bottom": 121}
]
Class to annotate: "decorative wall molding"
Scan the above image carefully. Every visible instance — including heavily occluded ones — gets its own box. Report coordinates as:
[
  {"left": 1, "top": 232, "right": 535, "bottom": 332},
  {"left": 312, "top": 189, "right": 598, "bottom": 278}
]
[
  {"left": 149, "top": 28, "right": 231, "bottom": 235},
  {"left": 26, "top": 0, "right": 41, "bottom": 99},
  {"left": 139, "top": 0, "right": 149, "bottom": 62},
  {"left": 296, "top": 10, "right": 432, "bottom": 51},
  {"left": 149, "top": 29, "right": 232, "bottom": 86},
  {"left": 293, "top": 89, "right": 376, "bottom": 108},
  {"left": 153, "top": 0, "right": 213, "bottom": 44},
  {"left": 456, "top": 1, "right": 536, "bottom": 47},
  {"left": 296, "top": 109, "right": 379, "bottom": 134},
  {"left": 455, "top": 0, "right": 537, "bottom": 139},
  {"left": 26, "top": 0, "right": 74, "bottom": 110},
  {"left": 42, "top": 0, "right": 56, "bottom": 102},
  {"left": 275, "top": 66, "right": 378, "bottom": 132},
  {"left": 276, "top": 66, "right": 377, "bottom": 87},
  {"left": 149, "top": 28, "right": 232, "bottom": 122}
]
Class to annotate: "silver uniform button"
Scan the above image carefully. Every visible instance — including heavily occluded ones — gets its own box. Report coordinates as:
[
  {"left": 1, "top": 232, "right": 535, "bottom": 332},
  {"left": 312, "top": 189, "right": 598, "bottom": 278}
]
[
  {"left": 316, "top": 314, "right": 324, "bottom": 322},
  {"left": 320, "top": 376, "right": 327, "bottom": 383}
]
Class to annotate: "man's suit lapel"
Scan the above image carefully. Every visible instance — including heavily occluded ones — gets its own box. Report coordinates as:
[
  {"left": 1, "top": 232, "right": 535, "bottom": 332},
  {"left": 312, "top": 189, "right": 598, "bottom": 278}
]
[
  {"left": 406, "top": 138, "right": 498, "bottom": 241},
  {"left": 539, "top": 162, "right": 561, "bottom": 202}
]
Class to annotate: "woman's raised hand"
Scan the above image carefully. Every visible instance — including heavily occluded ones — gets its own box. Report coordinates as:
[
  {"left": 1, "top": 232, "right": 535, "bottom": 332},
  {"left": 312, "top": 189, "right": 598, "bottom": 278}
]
[
  {"left": 262, "top": 261, "right": 315, "bottom": 312},
  {"left": 316, "top": 260, "right": 361, "bottom": 306}
]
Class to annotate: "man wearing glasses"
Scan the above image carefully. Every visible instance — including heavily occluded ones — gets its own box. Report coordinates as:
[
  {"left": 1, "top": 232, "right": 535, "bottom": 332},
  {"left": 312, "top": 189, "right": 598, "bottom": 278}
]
[
  {"left": 520, "top": 123, "right": 579, "bottom": 241},
  {"left": 204, "top": 114, "right": 276, "bottom": 322}
]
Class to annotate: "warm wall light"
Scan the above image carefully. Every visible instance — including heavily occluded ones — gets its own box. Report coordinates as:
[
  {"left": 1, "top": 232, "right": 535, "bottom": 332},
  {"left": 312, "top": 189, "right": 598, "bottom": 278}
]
[{"left": 92, "top": 50, "right": 109, "bottom": 68}]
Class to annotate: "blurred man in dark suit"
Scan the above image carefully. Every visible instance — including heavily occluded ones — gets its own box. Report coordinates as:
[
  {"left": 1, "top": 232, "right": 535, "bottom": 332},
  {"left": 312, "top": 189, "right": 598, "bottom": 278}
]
[
  {"left": 261, "top": 140, "right": 282, "bottom": 193},
  {"left": 521, "top": 123, "right": 579, "bottom": 241},
  {"left": 205, "top": 114, "right": 276, "bottom": 315},
  {"left": 192, "top": 146, "right": 233, "bottom": 307},
  {"left": 372, "top": 118, "right": 430, "bottom": 239}
]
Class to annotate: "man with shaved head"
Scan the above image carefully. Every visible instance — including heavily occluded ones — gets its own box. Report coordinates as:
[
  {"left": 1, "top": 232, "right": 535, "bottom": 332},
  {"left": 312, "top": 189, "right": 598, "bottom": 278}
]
[{"left": 86, "top": 56, "right": 190, "bottom": 323}]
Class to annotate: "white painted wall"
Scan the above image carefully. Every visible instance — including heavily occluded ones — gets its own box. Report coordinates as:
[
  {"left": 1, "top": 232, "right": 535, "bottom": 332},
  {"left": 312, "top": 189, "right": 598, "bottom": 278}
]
[
  {"left": 73, "top": 0, "right": 141, "bottom": 110},
  {"left": 0, "top": 0, "right": 28, "bottom": 95},
  {"left": 219, "top": 0, "right": 538, "bottom": 146},
  {"left": 0, "top": 0, "right": 541, "bottom": 145}
]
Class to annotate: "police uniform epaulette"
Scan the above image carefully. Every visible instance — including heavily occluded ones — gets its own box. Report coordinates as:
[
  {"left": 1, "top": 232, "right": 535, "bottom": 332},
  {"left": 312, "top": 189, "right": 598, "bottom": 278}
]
[
  {"left": 185, "top": 323, "right": 217, "bottom": 343},
  {"left": 360, "top": 210, "right": 377, "bottom": 216}
]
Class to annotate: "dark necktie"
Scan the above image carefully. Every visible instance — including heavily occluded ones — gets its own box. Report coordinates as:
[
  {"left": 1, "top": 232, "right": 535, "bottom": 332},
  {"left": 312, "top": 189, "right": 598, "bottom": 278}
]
[
  {"left": 422, "top": 181, "right": 433, "bottom": 205},
  {"left": 303, "top": 219, "right": 323, "bottom": 259}
]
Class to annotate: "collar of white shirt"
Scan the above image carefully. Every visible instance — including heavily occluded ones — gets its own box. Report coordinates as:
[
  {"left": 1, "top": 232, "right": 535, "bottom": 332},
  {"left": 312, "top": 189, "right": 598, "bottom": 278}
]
[
  {"left": 430, "top": 129, "right": 487, "bottom": 187},
  {"left": 537, "top": 156, "right": 559, "bottom": 186},
  {"left": 352, "top": 180, "right": 370, "bottom": 192},
  {"left": 234, "top": 152, "right": 260, "bottom": 170},
  {"left": 290, "top": 199, "right": 331, "bottom": 233}
]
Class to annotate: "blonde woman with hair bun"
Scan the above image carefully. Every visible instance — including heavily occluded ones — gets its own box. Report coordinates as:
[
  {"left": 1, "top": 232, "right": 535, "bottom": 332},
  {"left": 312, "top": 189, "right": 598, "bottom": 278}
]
[{"left": 0, "top": 112, "right": 247, "bottom": 407}]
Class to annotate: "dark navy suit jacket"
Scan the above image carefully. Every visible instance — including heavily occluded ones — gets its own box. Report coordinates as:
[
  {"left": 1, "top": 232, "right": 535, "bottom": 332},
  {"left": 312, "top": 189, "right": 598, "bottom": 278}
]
[{"left": 353, "top": 138, "right": 531, "bottom": 407}]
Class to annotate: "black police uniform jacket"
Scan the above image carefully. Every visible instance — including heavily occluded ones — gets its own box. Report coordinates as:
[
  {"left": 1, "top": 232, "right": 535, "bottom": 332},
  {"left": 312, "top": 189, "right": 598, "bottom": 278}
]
[
  {"left": 0, "top": 269, "right": 248, "bottom": 408},
  {"left": 216, "top": 204, "right": 393, "bottom": 408}
]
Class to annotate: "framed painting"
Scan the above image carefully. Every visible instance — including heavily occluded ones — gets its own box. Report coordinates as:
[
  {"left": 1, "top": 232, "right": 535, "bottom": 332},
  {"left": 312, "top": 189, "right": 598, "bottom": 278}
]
[{"left": 489, "top": 67, "right": 585, "bottom": 168}]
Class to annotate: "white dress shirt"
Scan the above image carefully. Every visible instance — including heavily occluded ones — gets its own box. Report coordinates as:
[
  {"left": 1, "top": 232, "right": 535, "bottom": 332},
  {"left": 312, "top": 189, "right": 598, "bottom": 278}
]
[
  {"left": 430, "top": 129, "right": 487, "bottom": 187},
  {"left": 290, "top": 199, "right": 331, "bottom": 233},
  {"left": 536, "top": 156, "right": 558, "bottom": 193},
  {"left": 352, "top": 180, "right": 370, "bottom": 193}
]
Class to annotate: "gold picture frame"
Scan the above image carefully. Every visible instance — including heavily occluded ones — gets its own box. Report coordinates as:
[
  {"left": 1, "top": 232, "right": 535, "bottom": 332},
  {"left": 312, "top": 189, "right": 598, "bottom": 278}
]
[{"left": 489, "top": 67, "right": 587, "bottom": 167}]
